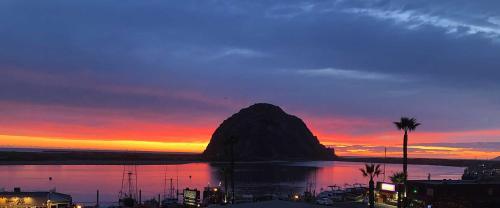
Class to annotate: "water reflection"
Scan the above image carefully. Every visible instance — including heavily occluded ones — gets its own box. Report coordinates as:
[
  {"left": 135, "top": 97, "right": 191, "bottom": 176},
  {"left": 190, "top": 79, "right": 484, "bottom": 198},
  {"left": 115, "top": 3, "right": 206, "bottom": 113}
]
[
  {"left": 209, "top": 162, "right": 318, "bottom": 195},
  {"left": 0, "top": 162, "right": 464, "bottom": 204}
]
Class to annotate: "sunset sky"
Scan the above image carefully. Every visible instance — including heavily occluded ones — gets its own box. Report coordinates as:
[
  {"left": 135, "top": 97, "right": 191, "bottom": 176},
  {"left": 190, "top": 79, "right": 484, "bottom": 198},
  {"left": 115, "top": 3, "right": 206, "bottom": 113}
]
[{"left": 1, "top": 0, "right": 499, "bottom": 159}]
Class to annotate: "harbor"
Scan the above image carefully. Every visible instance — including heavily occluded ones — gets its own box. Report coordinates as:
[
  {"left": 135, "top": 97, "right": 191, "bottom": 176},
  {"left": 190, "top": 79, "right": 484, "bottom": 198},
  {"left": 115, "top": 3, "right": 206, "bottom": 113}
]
[
  {"left": 2, "top": 1, "right": 500, "bottom": 207},
  {"left": 0, "top": 161, "right": 477, "bottom": 208}
]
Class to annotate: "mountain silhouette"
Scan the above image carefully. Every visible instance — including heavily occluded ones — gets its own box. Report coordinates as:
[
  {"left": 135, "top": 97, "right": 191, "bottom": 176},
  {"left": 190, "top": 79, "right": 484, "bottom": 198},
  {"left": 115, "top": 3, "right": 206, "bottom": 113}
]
[{"left": 203, "top": 103, "right": 335, "bottom": 161}]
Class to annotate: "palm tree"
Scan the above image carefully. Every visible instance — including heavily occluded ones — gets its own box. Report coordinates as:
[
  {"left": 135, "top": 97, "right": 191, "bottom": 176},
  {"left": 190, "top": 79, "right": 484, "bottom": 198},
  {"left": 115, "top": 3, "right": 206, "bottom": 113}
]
[
  {"left": 390, "top": 172, "right": 406, "bottom": 208},
  {"left": 360, "top": 163, "right": 381, "bottom": 208},
  {"left": 394, "top": 117, "right": 420, "bottom": 207}
]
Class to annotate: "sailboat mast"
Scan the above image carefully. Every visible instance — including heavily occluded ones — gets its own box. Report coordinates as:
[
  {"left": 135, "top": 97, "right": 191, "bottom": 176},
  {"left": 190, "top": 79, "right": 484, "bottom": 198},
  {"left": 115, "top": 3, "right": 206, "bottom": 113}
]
[
  {"left": 170, "top": 178, "right": 174, "bottom": 198},
  {"left": 128, "top": 172, "right": 133, "bottom": 197},
  {"left": 134, "top": 164, "right": 138, "bottom": 199},
  {"left": 163, "top": 165, "right": 167, "bottom": 198},
  {"left": 176, "top": 166, "right": 179, "bottom": 199},
  {"left": 120, "top": 165, "right": 126, "bottom": 198}
]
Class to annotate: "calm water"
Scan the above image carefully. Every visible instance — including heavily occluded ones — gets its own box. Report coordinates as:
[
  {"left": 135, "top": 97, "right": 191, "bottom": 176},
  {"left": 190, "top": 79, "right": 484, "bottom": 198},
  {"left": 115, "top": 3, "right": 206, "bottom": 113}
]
[{"left": 0, "top": 161, "right": 464, "bottom": 205}]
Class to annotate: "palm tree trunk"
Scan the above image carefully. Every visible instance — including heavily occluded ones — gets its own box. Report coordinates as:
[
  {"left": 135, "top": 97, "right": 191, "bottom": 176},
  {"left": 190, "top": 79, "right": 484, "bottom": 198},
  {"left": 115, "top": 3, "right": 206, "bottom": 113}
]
[
  {"left": 397, "top": 185, "right": 402, "bottom": 208},
  {"left": 369, "top": 178, "right": 375, "bottom": 208},
  {"left": 403, "top": 130, "right": 408, "bottom": 208}
]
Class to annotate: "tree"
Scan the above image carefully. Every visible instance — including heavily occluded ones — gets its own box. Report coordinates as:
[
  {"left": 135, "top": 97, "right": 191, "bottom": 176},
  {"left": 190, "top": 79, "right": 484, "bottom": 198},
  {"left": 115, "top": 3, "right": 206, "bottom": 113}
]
[
  {"left": 360, "top": 163, "right": 381, "bottom": 208},
  {"left": 394, "top": 117, "right": 420, "bottom": 207},
  {"left": 390, "top": 172, "right": 406, "bottom": 208}
]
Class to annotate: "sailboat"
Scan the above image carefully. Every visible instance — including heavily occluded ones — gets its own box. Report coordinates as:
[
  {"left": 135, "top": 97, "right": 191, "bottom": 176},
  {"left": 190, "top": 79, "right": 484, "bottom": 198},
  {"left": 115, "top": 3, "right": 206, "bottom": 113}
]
[
  {"left": 119, "top": 165, "right": 139, "bottom": 208},
  {"left": 161, "top": 166, "right": 179, "bottom": 207}
]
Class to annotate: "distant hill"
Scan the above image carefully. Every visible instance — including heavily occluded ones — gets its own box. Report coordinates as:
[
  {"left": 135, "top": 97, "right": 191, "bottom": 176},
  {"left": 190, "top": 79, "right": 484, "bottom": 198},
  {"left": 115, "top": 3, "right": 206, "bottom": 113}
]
[
  {"left": 493, "top": 156, "right": 500, "bottom": 161},
  {"left": 203, "top": 103, "right": 335, "bottom": 161}
]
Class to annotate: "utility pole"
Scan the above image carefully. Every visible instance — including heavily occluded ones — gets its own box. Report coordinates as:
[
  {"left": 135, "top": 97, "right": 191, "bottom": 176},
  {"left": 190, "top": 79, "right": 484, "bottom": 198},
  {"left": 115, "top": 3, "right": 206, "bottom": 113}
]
[
  {"left": 225, "top": 136, "right": 238, "bottom": 204},
  {"left": 96, "top": 190, "right": 100, "bottom": 208},
  {"left": 383, "top": 146, "right": 387, "bottom": 182},
  {"left": 230, "top": 136, "right": 236, "bottom": 204}
]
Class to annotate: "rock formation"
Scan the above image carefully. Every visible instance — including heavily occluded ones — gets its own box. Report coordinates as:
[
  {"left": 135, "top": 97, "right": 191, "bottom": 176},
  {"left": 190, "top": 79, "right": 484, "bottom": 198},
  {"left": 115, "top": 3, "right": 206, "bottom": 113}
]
[{"left": 203, "top": 103, "right": 335, "bottom": 161}]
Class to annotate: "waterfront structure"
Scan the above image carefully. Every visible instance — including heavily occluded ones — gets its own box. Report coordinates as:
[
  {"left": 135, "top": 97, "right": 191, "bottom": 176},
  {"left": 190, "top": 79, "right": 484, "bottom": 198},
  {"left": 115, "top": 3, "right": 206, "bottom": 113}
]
[
  {"left": 406, "top": 180, "right": 500, "bottom": 208},
  {"left": 202, "top": 186, "right": 224, "bottom": 205},
  {"left": 375, "top": 182, "right": 400, "bottom": 206},
  {"left": 0, "top": 188, "right": 72, "bottom": 208},
  {"left": 462, "top": 163, "right": 499, "bottom": 181}
]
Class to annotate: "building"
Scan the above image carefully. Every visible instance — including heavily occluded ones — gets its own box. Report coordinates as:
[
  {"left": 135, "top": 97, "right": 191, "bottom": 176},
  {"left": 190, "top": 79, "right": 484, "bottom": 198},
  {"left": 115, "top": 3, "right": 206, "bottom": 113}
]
[
  {"left": 462, "top": 163, "right": 500, "bottom": 181},
  {"left": 202, "top": 186, "right": 224, "bottom": 205},
  {"left": 0, "top": 188, "right": 72, "bottom": 208},
  {"left": 407, "top": 180, "right": 500, "bottom": 208},
  {"left": 375, "top": 182, "right": 401, "bottom": 206}
]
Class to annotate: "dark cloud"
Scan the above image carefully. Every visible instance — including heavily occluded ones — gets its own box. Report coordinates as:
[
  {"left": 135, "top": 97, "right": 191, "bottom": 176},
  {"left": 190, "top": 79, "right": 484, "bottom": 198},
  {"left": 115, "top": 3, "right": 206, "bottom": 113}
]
[{"left": 1, "top": 0, "right": 500, "bottom": 136}]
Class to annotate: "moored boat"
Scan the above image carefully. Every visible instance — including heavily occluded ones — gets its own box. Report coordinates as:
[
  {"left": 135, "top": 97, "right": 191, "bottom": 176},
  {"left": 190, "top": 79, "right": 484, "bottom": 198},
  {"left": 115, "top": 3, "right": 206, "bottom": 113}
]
[{"left": 344, "top": 183, "right": 367, "bottom": 201}]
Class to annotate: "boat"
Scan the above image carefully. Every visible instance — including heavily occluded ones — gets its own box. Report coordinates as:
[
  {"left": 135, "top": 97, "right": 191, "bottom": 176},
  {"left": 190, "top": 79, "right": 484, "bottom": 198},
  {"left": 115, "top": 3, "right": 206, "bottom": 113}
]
[
  {"left": 161, "top": 166, "right": 179, "bottom": 208},
  {"left": 161, "top": 198, "right": 178, "bottom": 208},
  {"left": 316, "top": 197, "right": 333, "bottom": 206},
  {"left": 317, "top": 185, "right": 346, "bottom": 202},
  {"left": 344, "top": 183, "right": 367, "bottom": 201},
  {"left": 118, "top": 166, "right": 139, "bottom": 208}
]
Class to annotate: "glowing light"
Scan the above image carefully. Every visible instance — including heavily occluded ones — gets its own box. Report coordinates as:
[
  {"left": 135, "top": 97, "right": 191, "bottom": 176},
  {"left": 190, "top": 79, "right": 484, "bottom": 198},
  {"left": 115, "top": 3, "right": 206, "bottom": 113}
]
[{"left": 381, "top": 183, "right": 396, "bottom": 192}]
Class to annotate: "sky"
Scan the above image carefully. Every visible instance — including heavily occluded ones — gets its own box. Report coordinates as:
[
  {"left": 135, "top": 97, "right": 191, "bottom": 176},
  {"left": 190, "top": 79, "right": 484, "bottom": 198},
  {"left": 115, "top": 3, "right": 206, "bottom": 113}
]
[{"left": 0, "top": 0, "right": 499, "bottom": 159}]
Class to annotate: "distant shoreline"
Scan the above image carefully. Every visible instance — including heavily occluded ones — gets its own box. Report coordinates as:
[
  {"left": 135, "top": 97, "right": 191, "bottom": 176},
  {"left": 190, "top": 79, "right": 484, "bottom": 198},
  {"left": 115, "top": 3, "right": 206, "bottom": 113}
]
[
  {"left": 0, "top": 150, "right": 498, "bottom": 167},
  {"left": 334, "top": 156, "right": 499, "bottom": 168}
]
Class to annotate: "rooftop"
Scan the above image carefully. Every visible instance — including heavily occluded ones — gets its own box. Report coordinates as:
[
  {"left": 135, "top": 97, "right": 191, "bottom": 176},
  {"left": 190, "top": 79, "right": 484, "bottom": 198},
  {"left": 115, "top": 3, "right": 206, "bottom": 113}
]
[
  {"left": 0, "top": 191, "right": 72, "bottom": 201},
  {"left": 409, "top": 180, "right": 500, "bottom": 185}
]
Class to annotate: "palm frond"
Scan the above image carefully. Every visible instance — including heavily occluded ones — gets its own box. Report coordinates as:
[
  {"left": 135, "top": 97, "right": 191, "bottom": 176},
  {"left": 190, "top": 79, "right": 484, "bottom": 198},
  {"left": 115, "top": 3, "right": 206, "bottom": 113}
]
[
  {"left": 394, "top": 121, "right": 403, "bottom": 130},
  {"left": 366, "top": 164, "right": 373, "bottom": 173},
  {"left": 374, "top": 164, "right": 381, "bottom": 176},
  {"left": 389, "top": 172, "right": 406, "bottom": 183},
  {"left": 360, "top": 168, "right": 368, "bottom": 177},
  {"left": 395, "top": 117, "right": 420, "bottom": 131}
]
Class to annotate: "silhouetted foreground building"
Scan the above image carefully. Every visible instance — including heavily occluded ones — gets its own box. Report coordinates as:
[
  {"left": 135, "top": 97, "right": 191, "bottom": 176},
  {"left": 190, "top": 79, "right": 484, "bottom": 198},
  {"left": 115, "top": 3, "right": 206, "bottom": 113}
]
[
  {"left": 407, "top": 180, "right": 500, "bottom": 208},
  {"left": 0, "top": 188, "right": 72, "bottom": 208}
]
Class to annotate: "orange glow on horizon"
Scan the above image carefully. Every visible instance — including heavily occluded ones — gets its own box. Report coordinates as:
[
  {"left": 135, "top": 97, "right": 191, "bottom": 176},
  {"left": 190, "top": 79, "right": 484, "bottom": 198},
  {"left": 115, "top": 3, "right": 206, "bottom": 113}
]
[
  {"left": 1, "top": 101, "right": 499, "bottom": 159},
  {"left": 0, "top": 135, "right": 208, "bottom": 153},
  {"left": 1, "top": 132, "right": 499, "bottom": 159}
]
